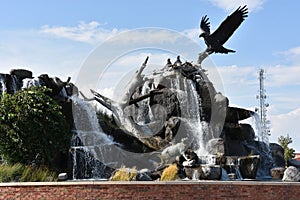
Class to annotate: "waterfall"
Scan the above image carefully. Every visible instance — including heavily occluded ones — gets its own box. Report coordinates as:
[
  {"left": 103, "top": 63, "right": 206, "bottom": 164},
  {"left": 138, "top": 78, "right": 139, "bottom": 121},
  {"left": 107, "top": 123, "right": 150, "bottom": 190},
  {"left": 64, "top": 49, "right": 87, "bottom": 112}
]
[
  {"left": 241, "top": 113, "right": 272, "bottom": 178},
  {"left": 0, "top": 74, "right": 7, "bottom": 94},
  {"left": 22, "top": 77, "right": 44, "bottom": 89},
  {"left": 70, "top": 96, "right": 115, "bottom": 179},
  {"left": 10, "top": 75, "right": 19, "bottom": 94},
  {"left": 136, "top": 81, "right": 151, "bottom": 125},
  {"left": 0, "top": 74, "right": 20, "bottom": 94},
  {"left": 192, "top": 170, "right": 199, "bottom": 180},
  {"left": 253, "top": 113, "right": 269, "bottom": 146},
  {"left": 241, "top": 112, "right": 269, "bottom": 145},
  {"left": 71, "top": 96, "right": 113, "bottom": 146},
  {"left": 170, "top": 74, "right": 208, "bottom": 156}
]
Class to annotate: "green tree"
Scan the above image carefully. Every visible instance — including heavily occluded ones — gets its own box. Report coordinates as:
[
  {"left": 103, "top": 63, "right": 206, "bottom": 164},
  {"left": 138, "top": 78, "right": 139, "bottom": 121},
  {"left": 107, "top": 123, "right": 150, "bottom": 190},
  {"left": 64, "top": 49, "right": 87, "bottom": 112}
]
[
  {"left": 0, "top": 87, "right": 70, "bottom": 168},
  {"left": 278, "top": 134, "right": 295, "bottom": 165}
]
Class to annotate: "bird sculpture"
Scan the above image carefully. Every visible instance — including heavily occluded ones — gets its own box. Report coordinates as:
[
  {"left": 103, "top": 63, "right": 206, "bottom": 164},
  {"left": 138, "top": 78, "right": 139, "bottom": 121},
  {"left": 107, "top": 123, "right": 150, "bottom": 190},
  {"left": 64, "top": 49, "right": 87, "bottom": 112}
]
[
  {"left": 165, "top": 58, "right": 173, "bottom": 70},
  {"left": 173, "top": 56, "right": 182, "bottom": 69},
  {"left": 199, "top": 5, "right": 248, "bottom": 54}
]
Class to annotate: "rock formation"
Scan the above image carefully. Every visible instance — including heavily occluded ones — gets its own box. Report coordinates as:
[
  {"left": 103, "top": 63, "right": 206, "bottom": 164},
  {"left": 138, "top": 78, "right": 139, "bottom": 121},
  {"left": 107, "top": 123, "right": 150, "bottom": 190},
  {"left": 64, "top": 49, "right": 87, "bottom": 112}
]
[
  {"left": 282, "top": 166, "right": 300, "bottom": 182},
  {"left": 0, "top": 64, "right": 273, "bottom": 180},
  {"left": 87, "top": 56, "right": 272, "bottom": 179}
]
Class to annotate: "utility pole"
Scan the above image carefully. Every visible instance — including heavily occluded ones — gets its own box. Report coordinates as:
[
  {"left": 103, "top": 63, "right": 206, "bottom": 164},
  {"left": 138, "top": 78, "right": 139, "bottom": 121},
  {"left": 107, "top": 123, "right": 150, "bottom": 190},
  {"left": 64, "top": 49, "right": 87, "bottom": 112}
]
[{"left": 255, "top": 69, "right": 270, "bottom": 144}]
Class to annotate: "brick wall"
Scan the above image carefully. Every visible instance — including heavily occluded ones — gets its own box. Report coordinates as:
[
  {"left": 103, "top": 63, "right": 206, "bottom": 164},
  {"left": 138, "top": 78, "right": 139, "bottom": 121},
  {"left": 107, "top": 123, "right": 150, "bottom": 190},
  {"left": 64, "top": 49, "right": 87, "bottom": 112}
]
[{"left": 0, "top": 181, "right": 300, "bottom": 200}]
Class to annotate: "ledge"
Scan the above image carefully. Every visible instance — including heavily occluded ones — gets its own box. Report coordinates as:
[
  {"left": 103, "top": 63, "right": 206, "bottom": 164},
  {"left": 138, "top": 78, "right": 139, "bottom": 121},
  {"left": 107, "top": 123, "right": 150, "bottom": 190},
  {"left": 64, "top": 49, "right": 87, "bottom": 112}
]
[{"left": 1, "top": 180, "right": 300, "bottom": 187}]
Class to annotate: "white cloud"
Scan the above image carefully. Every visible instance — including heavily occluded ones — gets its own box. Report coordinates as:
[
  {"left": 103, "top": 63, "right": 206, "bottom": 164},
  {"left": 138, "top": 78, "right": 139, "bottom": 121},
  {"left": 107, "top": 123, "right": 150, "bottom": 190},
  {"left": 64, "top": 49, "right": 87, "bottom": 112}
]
[
  {"left": 0, "top": 30, "right": 89, "bottom": 79},
  {"left": 217, "top": 65, "right": 257, "bottom": 85},
  {"left": 283, "top": 46, "right": 300, "bottom": 56},
  {"left": 40, "top": 21, "right": 122, "bottom": 44},
  {"left": 277, "top": 46, "right": 300, "bottom": 65},
  {"left": 269, "top": 108, "right": 300, "bottom": 152},
  {"left": 209, "top": 0, "right": 265, "bottom": 12},
  {"left": 266, "top": 65, "right": 300, "bottom": 86},
  {"left": 208, "top": 64, "right": 300, "bottom": 114},
  {"left": 38, "top": 21, "right": 300, "bottom": 152},
  {"left": 216, "top": 64, "right": 300, "bottom": 88},
  {"left": 182, "top": 28, "right": 200, "bottom": 43},
  {"left": 41, "top": 21, "right": 188, "bottom": 46}
]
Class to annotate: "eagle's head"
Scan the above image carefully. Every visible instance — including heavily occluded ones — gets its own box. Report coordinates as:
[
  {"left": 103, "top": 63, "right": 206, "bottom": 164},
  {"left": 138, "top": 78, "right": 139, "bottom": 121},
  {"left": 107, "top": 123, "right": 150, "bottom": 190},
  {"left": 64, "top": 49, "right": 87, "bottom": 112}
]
[{"left": 199, "top": 32, "right": 207, "bottom": 38}]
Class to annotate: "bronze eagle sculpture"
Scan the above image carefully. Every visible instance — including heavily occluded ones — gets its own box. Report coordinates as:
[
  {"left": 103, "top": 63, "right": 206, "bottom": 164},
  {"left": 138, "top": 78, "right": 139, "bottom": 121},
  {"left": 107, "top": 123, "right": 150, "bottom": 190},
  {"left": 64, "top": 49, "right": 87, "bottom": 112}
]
[{"left": 199, "top": 5, "right": 248, "bottom": 54}]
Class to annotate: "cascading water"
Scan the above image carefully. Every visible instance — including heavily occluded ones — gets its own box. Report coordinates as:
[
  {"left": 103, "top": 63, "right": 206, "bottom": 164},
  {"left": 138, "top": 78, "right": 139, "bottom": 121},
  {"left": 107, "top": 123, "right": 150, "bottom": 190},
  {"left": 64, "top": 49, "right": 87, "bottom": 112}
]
[
  {"left": 170, "top": 74, "right": 208, "bottom": 156},
  {"left": 241, "top": 113, "right": 273, "bottom": 178},
  {"left": 72, "top": 68, "right": 214, "bottom": 178},
  {"left": 70, "top": 95, "right": 115, "bottom": 179},
  {"left": 0, "top": 74, "right": 7, "bottom": 94},
  {"left": 71, "top": 96, "right": 113, "bottom": 145},
  {"left": 0, "top": 74, "right": 20, "bottom": 94},
  {"left": 252, "top": 113, "right": 269, "bottom": 146},
  {"left": 192, "top": 170, "right": 199, "bottom": 180},
  {"left": 22, "top": 77, "right": 44, "bottom": 89}
]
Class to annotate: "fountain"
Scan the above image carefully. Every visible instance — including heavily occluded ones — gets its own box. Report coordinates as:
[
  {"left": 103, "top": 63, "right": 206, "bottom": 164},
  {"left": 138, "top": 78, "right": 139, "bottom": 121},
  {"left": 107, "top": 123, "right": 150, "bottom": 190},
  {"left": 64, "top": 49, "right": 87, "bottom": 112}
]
[
  {"left": 67, "top": 54, "right": 272, "bottom": 180},
  {"left": 0, "top": 53, "right": 275, "bottom": 182},
  {"left": 0, "top": 63, "right": 275, "bottom": 181},
  {"left": 0, "top": 51, "right": 276, "bottom": 181},
  {"left": 0, "top": 5, "right": 282, "bottom": 181}
]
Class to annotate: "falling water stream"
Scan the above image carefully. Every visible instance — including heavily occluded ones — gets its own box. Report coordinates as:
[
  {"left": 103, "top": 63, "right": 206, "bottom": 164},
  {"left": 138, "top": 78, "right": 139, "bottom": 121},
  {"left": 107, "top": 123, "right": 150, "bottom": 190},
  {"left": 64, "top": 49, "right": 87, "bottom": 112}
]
[
  {"left": 70, "top": 96, "right": 115, "bottom": 179},
  {"left": 170, "top": 75, "right": 209, "bottom": 156}
]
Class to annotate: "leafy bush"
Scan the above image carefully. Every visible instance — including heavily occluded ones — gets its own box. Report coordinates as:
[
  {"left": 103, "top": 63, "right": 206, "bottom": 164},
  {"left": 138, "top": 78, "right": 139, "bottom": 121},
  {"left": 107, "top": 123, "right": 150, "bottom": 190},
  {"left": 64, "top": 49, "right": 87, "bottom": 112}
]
[
  {"left": 160, "top": 164, "right": 179, "bottom": 181},
  {"left": 0, "top": 87, "right": 70, "bottom": 168},
  {"left": 278, "top": 134, "right": 295, "bottom": 162}
]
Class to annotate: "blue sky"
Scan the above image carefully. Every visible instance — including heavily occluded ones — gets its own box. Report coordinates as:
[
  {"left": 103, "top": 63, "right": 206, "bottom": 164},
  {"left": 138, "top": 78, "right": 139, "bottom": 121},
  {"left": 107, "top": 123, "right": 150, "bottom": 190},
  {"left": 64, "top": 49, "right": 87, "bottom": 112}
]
[{"left": 0, "top": 0, "right": 300, "bottom": 151}]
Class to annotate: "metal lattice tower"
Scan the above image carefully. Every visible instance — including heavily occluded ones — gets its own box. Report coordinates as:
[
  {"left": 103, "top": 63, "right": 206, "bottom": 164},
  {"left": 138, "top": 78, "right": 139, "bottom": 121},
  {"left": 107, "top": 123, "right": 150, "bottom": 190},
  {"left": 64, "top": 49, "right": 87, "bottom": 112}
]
[{"left": 256, "top": 69, "right": 271, "bottom": 142}]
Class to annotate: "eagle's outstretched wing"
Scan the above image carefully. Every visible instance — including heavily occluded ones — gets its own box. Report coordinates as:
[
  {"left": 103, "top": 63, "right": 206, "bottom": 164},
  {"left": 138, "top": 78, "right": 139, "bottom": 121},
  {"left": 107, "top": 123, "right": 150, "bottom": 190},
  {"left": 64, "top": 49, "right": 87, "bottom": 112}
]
[
  {"left": 210, "top": 6, "right": 248, "bottom": 45},
  {"left": 200, "top": 15, "right": 210, "bottom": 34}
]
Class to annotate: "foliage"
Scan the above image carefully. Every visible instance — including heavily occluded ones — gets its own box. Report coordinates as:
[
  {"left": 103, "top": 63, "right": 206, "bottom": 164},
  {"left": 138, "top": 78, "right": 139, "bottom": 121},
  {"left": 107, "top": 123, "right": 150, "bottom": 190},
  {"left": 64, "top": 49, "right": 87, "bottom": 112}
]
[
  {"left": 0, "top": 163, "right": 57, "bottom": 182},
  {"left": 110, "top": 166, "right": 137, "bottom": 181},
  {"left": 160, "top": 164, "right": 179, "bottom": 181},
  {"left": 20, "top": 165, "right": 57, "bottom": 182},
  {"left": 0, "top": 87, "right": 70, "bottom": 168},
  {"left": 278, "top": 134, "right": 295, "bottom": 164},
  {"left": 0, "top": 163, "right": 24, "bottom": 182}
]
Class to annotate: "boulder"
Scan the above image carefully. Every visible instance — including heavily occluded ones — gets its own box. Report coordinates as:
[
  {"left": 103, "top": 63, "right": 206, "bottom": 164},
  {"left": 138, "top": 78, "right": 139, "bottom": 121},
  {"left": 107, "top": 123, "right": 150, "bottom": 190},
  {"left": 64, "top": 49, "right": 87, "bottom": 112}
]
[
  {"left": 223, "top": 123, "right": 254, "bottom": 141},
  {"left": 136, "top": 172, "right": 152, "bottom": 181},
  {"left": 238, "top": 155, "right": 260, "bottom": 179},
  {"left": 201, "top": 165, "right": 222, "bottom": 180},
  {"left": 58, "top": 173, "right": 68, "bottom": 181},
  {"left": 240, "top": 124, "right": 255, "bottom": 141},
  {"left": 270, "top": 167, "right": 285, "bottom": 179},
  {"left": 136, "top": 169, "right": 152, "bottom": 181},
  {"left": 225, "top": 107, "right": 254, "bottom": 123},
  {"left": 224, "top": 137, "right": 249, "bottom": 156},
  {"left": 269, "top": 143, "right": 285, "bottom": 168},
  {"left": 38, "top": 74, "right": 69, "bottom": 96},
  {"left": 10, "top": 69, "right": 33, "bottom": 80},
  {"left": 282, "top": 166, "right": 300, "bottom": 182},
  {"left": 184, "top": 166, "right": 203, "bottom": 180}
]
